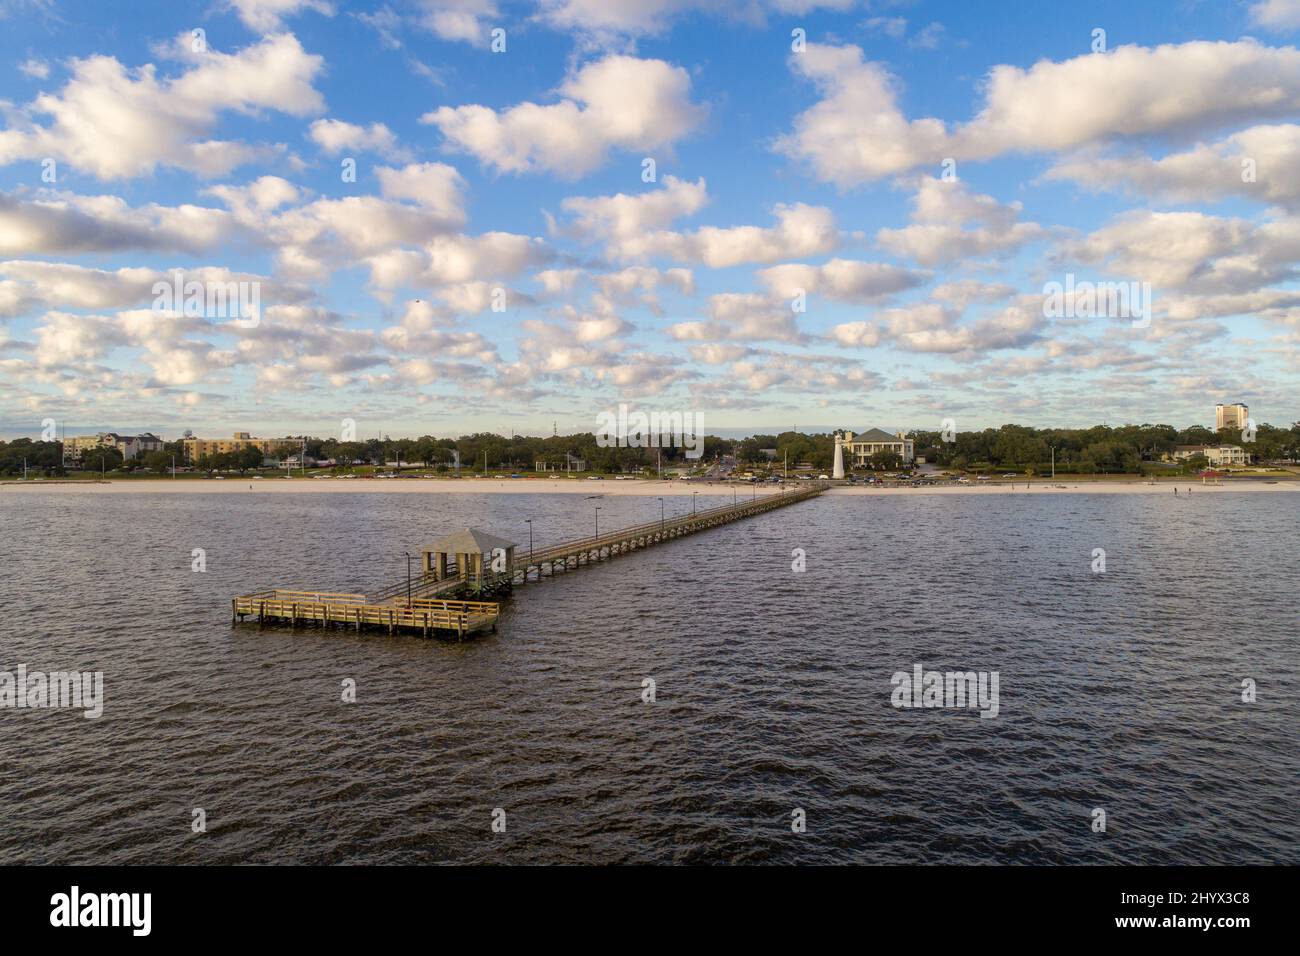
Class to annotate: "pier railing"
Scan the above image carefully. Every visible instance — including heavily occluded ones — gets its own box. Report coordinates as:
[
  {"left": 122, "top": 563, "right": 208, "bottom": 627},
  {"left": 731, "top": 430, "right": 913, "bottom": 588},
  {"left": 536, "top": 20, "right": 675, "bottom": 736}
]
[
  {"left": 520, "top": 484, "right": 823, "bottom": 566},
  {"left": 232, "top": 589, "right": 498, "bottom": 638}
]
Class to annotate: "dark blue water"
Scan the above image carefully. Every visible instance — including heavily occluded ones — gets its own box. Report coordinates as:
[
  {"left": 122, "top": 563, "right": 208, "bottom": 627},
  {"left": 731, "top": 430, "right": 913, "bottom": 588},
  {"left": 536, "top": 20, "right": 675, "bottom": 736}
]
[{"left": 0, "top": 488, "right": 1296, "bottom": 863}]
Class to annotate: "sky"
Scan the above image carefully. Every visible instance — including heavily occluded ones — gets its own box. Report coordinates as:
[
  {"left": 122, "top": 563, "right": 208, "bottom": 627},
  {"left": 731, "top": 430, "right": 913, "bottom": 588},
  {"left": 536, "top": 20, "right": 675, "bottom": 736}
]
[{"left": 2, "top": 0, "right": 1299, "bottom": 441}]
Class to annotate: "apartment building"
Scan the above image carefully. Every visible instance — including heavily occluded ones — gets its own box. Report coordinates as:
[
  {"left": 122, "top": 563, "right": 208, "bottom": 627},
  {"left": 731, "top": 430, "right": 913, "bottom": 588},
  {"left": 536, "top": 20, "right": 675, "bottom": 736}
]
[
  {"left": 180, "top": 432, "right": 297, "bottom": 462},
  {"left": 65, "top": 432, "right": 163, "bottom": 461}
]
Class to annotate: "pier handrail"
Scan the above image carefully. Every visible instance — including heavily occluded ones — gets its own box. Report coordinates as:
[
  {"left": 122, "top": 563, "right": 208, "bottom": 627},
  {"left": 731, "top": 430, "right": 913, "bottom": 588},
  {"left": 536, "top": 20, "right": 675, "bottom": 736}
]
[{"left": 515, "top": 484, "right": 821, "bottom": 569}]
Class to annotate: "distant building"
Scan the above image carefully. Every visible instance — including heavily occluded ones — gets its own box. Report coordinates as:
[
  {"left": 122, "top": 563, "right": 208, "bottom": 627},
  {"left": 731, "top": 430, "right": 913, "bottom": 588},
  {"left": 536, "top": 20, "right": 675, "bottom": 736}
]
[
  {"left": 1170, "top": 444, "right": 1251, "bottom": 466},
  {"left": 66, "top": 432, "right": 163, "bottom": 461},
  {"left": 837, "top": 428, "right": 915, "bottom": 468},
  {"left": 1215, "top": 403, "right": 1249, "bottom": 431},
  {"left": 534, "top": 452, "right": 587, "bottom": 472},
  {"left": 181, "top": 432, "right": 297, "bottom": 462}
]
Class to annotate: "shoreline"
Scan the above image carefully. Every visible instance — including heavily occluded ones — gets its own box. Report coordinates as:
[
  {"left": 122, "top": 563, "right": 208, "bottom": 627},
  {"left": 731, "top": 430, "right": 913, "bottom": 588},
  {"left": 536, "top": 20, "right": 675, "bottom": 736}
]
[{"left": 3, "top": 478, "right": 1298, "bottom": 496}]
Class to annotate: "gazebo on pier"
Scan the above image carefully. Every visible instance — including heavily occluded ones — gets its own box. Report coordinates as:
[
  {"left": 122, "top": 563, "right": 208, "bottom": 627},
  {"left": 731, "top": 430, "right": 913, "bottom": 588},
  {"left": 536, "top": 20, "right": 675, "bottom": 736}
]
[{"left": 421, "top": 528, "right": 518, "bottom": 587}]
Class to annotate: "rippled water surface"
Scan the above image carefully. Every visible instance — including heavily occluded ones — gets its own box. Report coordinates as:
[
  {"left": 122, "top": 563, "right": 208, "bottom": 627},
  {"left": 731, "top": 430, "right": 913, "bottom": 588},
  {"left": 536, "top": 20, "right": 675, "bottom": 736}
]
[{"left": 1, "top": 489, "right": 1296, "bottom": 864}]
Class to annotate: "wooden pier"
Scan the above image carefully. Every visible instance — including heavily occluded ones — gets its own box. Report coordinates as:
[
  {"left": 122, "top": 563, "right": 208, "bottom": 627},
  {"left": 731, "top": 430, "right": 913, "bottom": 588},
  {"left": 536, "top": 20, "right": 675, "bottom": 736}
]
[
  {"left": 232, "top": 590, "right": 500, "bottom": 639},
  {"left": 231, "top": 484, "right": 824, "bottom": 640},
  {"left": 507, "top": 483, "right": 825, "bottom": 584}
]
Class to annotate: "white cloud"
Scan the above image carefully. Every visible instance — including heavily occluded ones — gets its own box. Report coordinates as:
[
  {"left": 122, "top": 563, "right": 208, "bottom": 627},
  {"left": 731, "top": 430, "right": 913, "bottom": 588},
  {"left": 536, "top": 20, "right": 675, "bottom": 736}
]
[
  {"left": 669, "top": 292, "right": 805, "bottom": 343},
  {"left": 775, "top": 43, "right": 951, "bottom": 185},
  {"left": 779, "top": 39, "right": 1300, "bottom": 186},
  {"left": 0, "top": 33, "right": 325, "bottom": 179},
  {"left": 366, "top": 231, "right": 550, "bottom": 289},
  {"left": 829, "top": 296, "right": 1046, "bottom": 355},
  {"left": 1061, "top": 209, "right": 1298, "bottom": 294},
  {"left": 1044, "top": 124, "right": 1300, "bottom": 208},
  {"left": 309, "top": 119, "right": 403, "bottom": 156},
  {"left": 562, "top": 177, "right": 839, "bottom": 268},
  {"left": 0, "top": 260, "right": 311, "bottom": 317},
  {"left": 375, "top": 162, "right": 466, "bottom": 218},
  {"left": 0, "top": 191, "right": 235, "bottom": 256},
  {"left": 417, "top": 0, "right": 499, "bottom": 43},
  {"left": 535, "top": 1, "right": 858, "bottom": 41},
  {"left": 422, "top": 55, "right": 705, "bottom": 176},
  {"left": 757, "top": 259, "right": 927, "bottom": 302},
  {"left": 1249, "top": 1, "right": 1300, "bottom": 31},
  {"left": 18, "top": 58, "right": 48, "bottom": 79},
  {"left": 226, "top": 0, "right": 335, "bottom": 32},
  {"left": 560, "top": 175, "right": 707, "bottom": 248},
  {"left": 863, "top": 16, "right": 907, "bottom": 39},
  {"left": 876, "top": 178, "right": 1046, "bottom": 267},
  {"left": 595, "top": 200, "right": 840, "bottom": 267},
  {"left": 200, "top": 171, "right": 470, "bottom": 280}
]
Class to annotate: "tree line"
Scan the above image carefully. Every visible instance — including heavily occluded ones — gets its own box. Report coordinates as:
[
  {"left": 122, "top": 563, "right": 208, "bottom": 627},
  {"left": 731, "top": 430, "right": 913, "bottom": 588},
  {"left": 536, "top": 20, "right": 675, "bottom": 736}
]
[{"left": 3, "top": 422, "right": 1296, "bottom": 477}]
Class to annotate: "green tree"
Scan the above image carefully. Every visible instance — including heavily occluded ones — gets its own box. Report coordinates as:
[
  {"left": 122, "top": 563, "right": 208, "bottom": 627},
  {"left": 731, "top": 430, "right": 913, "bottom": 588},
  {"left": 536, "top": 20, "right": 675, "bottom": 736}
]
[{"left": 142, "top": 450, "right": 173, "bottom": 474}]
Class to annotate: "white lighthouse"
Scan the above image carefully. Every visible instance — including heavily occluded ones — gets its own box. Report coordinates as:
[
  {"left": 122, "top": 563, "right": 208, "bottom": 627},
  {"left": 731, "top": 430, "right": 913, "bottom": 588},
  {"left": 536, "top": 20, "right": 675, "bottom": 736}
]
[{"left": 832, "top": 431, "right": 845, "bottom": 480}]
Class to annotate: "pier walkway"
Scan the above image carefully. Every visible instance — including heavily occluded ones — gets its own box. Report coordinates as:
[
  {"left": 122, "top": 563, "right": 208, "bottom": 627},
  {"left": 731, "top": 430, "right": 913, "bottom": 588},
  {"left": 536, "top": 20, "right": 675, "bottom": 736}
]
[{"left": 232, "top": 483, "right": 824, "bottom": 639}]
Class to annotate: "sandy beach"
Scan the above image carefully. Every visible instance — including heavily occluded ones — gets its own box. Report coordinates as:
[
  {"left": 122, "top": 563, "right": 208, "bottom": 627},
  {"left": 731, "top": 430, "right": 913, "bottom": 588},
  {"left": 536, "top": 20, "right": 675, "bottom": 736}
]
[{"left": 3, "top": 477, "right": 1298, "bottom": 496}]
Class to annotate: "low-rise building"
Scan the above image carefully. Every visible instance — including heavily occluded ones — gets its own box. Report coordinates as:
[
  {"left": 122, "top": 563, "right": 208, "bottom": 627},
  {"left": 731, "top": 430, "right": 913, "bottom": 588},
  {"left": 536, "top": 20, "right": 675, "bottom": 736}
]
[
  {"left": 1170, "top": 444, "right": 1251, "bottom": 466},
  {"left": 181, "top": 432, "right": 297, "bottom": 462},
  {"left": 66, "top": 432, "right": 163, "bottom": 461},
  {"left": 534, "top": 452, "right": 587, "bottom": 472},
  {"left": 837, "top": 428, "right": 916, "bottom": 467}
]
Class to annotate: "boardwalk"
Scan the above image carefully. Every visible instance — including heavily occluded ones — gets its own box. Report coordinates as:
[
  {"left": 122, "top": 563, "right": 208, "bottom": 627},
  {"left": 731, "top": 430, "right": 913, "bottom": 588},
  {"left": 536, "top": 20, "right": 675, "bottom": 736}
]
[{"left": 232, "top": 483, "right": 824, "bottom": 639}]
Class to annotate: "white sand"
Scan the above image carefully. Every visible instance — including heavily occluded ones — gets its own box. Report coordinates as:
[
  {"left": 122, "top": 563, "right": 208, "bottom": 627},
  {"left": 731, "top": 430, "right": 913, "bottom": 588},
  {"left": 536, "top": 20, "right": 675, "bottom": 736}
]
[{"left": 3, "top": 477, "right": 1297, "bottom": 496}]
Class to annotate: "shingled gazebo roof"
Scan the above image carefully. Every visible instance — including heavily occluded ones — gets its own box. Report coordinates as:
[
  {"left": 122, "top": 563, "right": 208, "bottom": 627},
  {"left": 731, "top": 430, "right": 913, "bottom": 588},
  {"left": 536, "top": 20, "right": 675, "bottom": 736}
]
[{"left": 420, "top": 528, "right": 518, "bottom": 556}]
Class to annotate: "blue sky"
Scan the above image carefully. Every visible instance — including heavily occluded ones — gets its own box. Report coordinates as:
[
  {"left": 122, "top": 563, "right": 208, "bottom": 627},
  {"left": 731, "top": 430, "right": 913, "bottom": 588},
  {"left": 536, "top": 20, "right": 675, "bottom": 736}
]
[{"left": 2, "top": 0, "right": 1299, "bottom": 441}]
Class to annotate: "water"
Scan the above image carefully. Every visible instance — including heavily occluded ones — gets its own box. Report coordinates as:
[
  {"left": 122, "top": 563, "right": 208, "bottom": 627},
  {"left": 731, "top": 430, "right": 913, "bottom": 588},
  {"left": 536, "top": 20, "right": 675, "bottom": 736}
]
[{"left": 1, "top": 489, "right": 1296, "bottom": 864}]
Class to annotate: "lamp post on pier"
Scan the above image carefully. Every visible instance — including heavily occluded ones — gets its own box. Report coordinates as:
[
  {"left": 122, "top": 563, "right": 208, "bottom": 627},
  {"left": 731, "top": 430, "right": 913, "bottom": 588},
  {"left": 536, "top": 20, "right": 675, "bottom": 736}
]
[
  {"left": 692, "top": 491, "right": 698, "bottom": 515},
  {"left": 594, "top": 507, "right": 601, "bottom": 544},
  {"left": 656, "top": 497, "right": 664, "bottom": 532},
  {"left": 404, "top": 551, "right": 414, "bottom": 606}
]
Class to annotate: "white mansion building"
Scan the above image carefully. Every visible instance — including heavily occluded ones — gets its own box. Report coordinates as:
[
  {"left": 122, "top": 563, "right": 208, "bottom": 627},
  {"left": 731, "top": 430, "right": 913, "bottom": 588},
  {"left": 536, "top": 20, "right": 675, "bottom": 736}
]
[{"left": 833, "top": 428, "right": 916, "bottom": 475}]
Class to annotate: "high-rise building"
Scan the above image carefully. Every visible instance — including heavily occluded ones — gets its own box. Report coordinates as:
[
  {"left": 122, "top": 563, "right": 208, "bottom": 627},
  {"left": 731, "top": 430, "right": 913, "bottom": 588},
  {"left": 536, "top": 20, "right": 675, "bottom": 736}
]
[{"left": 1215, "top": 403, "right": 1249, "bottom": 431}]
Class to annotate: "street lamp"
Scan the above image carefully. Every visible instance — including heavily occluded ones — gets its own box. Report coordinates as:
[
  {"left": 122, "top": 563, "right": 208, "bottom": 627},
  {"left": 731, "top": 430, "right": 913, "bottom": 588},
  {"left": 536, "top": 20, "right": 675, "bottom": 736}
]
[
  {"left": 692, "top": 491, "right": 698, "bottom": 515},
  {"left": 404, "top": 551, "right": 414, "bottom": 606},
  {"left": 594, "top": 507, "right": 601, "bottom": 543},
  {"left": 656, "top": 497, "right": 664, "bottom": 532},
  {"left": 525, "top": 519, "right": 533, "bottom": 569}
]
